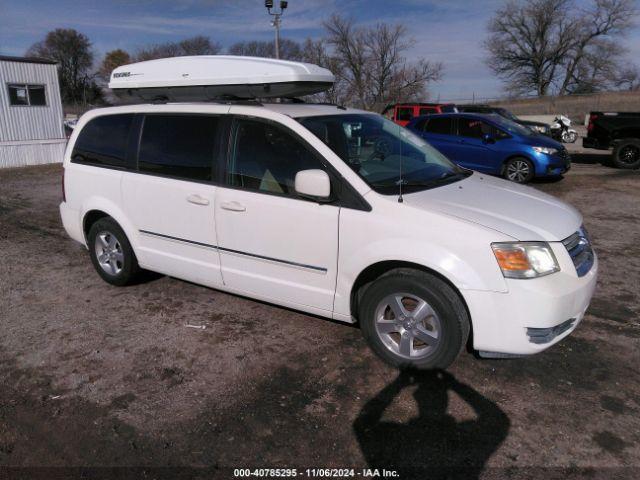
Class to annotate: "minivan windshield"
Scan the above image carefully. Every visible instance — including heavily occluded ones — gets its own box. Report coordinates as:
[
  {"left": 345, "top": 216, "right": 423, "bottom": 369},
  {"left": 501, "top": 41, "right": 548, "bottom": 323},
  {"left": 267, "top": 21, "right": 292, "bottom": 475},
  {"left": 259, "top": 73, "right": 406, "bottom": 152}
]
[{"left": 298, "top": 113, "right": 470, "bottom": 194}]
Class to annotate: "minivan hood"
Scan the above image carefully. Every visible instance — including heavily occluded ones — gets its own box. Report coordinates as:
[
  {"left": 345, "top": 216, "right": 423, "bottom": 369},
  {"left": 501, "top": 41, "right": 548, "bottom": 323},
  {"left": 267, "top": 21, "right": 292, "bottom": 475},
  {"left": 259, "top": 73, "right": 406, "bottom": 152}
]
[{"left": 403, "top": 173, "right": 581, "bottom": 241}]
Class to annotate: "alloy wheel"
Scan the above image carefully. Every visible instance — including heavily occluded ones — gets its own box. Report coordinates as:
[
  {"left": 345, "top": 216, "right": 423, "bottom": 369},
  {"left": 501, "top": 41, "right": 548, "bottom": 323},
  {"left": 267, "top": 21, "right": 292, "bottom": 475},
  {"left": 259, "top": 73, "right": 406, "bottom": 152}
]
[
  {"left": 619, "top": 145, "right": 640, "bottom": 165},
  {"left": 374, "top": 293, "right": 441, "bottom": 359},
  {"left": 506, "top": 160, "right": 530, "bottom": 182},
  {"left": 94, "top": 230, "right": 124, "bottom": 276}
]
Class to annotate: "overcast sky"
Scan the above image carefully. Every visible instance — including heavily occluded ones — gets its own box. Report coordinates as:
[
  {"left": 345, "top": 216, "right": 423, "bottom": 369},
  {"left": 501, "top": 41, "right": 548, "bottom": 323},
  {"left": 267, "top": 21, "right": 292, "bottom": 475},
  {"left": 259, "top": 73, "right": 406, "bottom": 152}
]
[{"left": 1, "top": 0, "right": 639, "bottom": 100}]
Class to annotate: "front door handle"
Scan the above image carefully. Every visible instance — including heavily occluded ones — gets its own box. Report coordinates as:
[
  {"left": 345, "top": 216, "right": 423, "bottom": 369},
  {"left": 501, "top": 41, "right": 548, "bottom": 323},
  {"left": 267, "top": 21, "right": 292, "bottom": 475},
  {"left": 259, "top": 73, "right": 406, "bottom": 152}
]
[
  {"left": 220, "top": 201, "right": 246, "bottom": 212},
  {"left": 187, "top": 194, "right": 210, "bottom": 206}
]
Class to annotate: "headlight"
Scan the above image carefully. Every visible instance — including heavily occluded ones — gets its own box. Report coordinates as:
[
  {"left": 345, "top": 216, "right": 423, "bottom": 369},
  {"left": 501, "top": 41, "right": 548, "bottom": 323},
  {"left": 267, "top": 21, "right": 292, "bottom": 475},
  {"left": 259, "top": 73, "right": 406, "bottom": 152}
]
[
  {"left": 491, "top": 242, "right": 560, "bottom": 279},
  {"left": 532, "top": 146, "right": 557, "bottom": 155}
]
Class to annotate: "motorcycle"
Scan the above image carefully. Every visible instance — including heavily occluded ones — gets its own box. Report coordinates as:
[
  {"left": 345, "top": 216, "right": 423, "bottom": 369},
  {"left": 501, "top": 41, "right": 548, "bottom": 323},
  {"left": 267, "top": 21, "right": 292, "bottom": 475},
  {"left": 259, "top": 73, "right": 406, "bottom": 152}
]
[{"left": 550, "top": 115, "right": 578, "bottom": 143}]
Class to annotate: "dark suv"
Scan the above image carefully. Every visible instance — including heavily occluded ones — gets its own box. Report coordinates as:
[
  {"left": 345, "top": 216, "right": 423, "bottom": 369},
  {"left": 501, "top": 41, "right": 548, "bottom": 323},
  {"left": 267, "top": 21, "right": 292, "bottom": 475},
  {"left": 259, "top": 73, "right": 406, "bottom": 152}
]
[{"left": 456, "top": 104, "right": 551, "bottom": 136}]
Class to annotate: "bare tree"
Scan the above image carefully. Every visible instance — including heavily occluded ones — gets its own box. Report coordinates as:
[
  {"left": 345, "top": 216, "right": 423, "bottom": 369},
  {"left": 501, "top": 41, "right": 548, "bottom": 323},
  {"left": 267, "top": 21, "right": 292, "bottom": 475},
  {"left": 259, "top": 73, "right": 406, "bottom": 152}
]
[
  {"left": 485, "top": 0, "right": 637, "bottom": 96},
  {"left": 27, "top": 28, "right": 98, "bottom": 104},
  {"left": 614, "top": 65, "right": 640, "bottom": 90},
  {"left": 228, "top": 39, "right": 302, "bottom": 60},
  {"left": 559, "top": 0, "right": 637, "bottom": 93},
  {"left": 485, "top": 0, "right": 578, "bottom": 96},
  {"left": 300, "top": 38, "right": 347, "bottom": 105},
  {"left": 178, "top": 36, "right": 222, "bottom": 56},
  {"left": 135, "top": 36, "right": 221, "bottom": 61},
  {"left": 324, "top": 14, "right": 442, "bottom": 111},
  {"left": 565, "top": 39, "right": 625, "bottom": 93}
]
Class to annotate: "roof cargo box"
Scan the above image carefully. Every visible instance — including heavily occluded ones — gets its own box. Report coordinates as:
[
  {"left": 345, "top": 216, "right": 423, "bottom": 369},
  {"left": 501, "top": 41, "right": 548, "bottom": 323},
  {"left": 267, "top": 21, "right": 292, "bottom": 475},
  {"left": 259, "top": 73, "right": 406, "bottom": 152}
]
[{"left": 108, "top": 55, "right": 335, "bottom": 102}]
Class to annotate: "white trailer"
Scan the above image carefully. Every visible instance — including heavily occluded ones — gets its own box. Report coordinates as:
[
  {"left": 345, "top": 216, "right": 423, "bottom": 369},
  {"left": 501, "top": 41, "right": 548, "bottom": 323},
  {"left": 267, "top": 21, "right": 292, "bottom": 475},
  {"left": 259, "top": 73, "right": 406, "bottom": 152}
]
[{"left": 0, "top": 55, "right": 66, "bottom": 168}]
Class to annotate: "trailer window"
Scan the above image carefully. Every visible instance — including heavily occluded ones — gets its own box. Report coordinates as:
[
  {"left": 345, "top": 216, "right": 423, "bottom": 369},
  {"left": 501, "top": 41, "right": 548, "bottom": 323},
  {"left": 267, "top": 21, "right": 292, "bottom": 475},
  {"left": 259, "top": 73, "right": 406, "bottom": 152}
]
[{"left": 7, "top": 84, "right": 46, "bottom": 106}]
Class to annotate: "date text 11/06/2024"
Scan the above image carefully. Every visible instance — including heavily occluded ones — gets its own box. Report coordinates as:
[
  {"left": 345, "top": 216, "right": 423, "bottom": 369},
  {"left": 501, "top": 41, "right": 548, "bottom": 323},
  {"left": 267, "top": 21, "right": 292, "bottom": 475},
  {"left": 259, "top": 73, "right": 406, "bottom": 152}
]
[{"left": 233, "top": 468, "right": 399, "bottom": 478}]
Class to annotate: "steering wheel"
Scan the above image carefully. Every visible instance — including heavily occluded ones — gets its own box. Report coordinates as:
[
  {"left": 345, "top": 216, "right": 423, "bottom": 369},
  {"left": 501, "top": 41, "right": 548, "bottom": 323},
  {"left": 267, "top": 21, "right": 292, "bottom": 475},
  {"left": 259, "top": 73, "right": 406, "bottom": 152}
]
[{"left": 368, "top": 137, "right": 393, "bottom": 161}]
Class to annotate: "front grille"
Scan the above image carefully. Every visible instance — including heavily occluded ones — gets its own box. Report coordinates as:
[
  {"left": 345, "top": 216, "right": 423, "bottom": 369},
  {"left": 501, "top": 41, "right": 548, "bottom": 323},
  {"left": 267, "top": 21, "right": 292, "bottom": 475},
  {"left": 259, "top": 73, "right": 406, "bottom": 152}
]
[
  {"left": 562, "top": 226, "right": 594, "bottom": 277},
  {"left": 527, "top": 318, "right": 575, "bottom": 344},
  {"left": 558, "top": 148, "right": 571, "bottom": 166}
]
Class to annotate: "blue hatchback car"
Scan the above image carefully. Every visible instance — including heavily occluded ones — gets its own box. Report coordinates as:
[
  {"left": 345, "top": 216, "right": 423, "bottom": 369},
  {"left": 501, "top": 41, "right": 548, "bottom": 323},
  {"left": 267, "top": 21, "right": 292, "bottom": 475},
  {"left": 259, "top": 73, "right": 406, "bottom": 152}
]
[{"left": 406, "top": 113, "right": 571, "bottom": 183}]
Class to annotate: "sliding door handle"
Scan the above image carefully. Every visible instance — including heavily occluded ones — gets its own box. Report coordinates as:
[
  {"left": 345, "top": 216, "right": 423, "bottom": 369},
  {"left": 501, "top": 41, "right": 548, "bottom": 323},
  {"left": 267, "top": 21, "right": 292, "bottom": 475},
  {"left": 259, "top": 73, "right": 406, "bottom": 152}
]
[
  {"left": 220, "top": 201, "right": 246, "bottom": 212},
  {"left": 187, "top": 194, "right": 210, "bottom": 206}
]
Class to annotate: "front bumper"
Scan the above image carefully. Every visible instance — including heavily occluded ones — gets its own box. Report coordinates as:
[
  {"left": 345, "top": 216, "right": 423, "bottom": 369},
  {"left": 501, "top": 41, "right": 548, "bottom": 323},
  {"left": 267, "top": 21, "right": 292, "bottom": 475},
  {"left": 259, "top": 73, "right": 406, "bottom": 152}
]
[
  {"left": 463, "top": 243, "right": 598, "bottom": 356},
  {"left": 545, "top": 161, "right": 571, "bottom": 176},
  {"left": 534, "top": 150, "right": 571, "bottom": 176}
]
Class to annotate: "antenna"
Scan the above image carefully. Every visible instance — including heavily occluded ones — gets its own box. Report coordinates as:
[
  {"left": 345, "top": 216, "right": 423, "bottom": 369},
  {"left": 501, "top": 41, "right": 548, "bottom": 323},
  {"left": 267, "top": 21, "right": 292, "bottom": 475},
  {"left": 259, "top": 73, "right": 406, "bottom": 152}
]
[{"left": 398, "top": 122, "right": 403, "bottom": 203}]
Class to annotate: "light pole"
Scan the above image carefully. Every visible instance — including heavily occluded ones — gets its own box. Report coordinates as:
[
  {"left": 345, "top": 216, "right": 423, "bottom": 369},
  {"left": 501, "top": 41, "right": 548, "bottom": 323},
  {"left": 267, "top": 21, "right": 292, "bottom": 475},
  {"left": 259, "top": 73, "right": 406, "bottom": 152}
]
[{"left": 265, "top": 1, "right": 288, "bottom": 59}]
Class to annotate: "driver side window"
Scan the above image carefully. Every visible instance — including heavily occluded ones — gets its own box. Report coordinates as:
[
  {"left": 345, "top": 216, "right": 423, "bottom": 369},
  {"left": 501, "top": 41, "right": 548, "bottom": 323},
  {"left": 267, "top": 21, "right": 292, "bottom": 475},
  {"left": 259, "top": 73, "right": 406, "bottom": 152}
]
[
  {"left": 227, "top": 119, "right": 327, "bottom": 196},
  {"left": 458, "top": 118, "right": 501, "bottom": 139}
]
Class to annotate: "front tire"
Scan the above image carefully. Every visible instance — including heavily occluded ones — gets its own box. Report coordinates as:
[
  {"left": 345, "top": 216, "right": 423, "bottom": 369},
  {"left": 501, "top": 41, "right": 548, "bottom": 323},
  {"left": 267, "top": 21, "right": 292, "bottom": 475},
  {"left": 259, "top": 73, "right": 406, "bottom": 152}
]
[
  {"left": 612, "top": 139, "right": 640, "bottom": 169},
  {"left": 504, "top": 157, "right": 534, "bottom": 183},
  {"left": 359, "top": 269, "right": 470, "bottom": 370},
  {"left": 88, "top": 217, "right": 140, "bottom": 286}
]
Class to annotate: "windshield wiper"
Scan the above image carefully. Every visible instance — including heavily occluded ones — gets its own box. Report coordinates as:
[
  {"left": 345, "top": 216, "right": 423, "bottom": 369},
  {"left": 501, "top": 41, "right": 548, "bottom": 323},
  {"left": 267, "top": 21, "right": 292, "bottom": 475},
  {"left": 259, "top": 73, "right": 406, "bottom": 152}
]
[{"left": 399, "top": 172, "right": 470, "bottom": 188}]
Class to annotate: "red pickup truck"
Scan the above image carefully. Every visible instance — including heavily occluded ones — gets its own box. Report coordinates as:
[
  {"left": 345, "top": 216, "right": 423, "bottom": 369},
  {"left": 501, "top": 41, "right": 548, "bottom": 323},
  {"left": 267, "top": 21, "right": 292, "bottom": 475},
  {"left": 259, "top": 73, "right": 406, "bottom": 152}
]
[{"left": 383, "top": 103, "right": 457, "bottom": 126}]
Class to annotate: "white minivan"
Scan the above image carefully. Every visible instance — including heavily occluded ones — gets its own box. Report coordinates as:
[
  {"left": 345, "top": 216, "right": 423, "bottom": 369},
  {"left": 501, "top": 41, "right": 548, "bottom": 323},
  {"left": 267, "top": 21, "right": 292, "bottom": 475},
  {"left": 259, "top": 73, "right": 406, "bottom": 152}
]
[{"left": 60, "top": 57, "right": 597, "bottom": 369}]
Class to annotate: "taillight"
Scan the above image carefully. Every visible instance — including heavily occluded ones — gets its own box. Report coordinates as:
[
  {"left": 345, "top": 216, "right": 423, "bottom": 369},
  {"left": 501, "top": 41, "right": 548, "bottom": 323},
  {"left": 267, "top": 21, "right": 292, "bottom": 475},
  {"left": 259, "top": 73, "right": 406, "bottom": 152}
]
[
  {"left": 587, "top": 114, "right": 598, "bottom": 132},
  {"left": 61, "top": 168, "right": 66, "bottom": 202}
]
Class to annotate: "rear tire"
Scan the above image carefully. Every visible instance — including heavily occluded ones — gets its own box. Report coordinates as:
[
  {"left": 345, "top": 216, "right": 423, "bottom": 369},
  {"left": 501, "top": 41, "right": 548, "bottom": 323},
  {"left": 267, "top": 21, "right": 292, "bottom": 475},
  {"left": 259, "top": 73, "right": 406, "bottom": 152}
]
[
  {"left": 612, "top": 139, "right": 640, "bottom": 169},
  {"left": 503, "top": 157, "right": 534, "bottom": 183},
  {"left": 359, "top": 269, "right": 470, "bottom": 370},
  {"left": 88, "top": 217, "right": 140, "bottom": 286}
]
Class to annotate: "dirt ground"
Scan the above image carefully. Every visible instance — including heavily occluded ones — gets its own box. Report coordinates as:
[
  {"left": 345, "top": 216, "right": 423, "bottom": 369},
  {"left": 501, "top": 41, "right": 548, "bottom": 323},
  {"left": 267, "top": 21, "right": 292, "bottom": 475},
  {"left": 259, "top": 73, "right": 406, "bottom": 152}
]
[{"left": 0, "top": 149, "right": 639, "bottom": 479}]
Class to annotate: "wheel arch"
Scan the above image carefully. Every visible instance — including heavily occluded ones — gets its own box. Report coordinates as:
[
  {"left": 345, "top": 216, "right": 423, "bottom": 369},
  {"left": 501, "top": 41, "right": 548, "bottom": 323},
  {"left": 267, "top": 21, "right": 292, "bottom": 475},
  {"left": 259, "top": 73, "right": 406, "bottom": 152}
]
[
  {"left": 349, "top": 260, "right": 474, "bottom": 352},
  {"left": 350, "top": 261, "right": 472, "bottom": 333},
  {"left": 79, "top": 198, "right": 139, "bottom": 251},
  {"left": 83, "top": 210, "right": 110, "bottom": 242}
]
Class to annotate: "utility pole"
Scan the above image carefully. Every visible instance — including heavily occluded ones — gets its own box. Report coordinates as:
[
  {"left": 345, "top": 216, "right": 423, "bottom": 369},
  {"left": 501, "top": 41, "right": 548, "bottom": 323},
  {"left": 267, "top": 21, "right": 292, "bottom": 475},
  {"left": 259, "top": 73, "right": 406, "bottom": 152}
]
[{"left": 265, "top": 1, "right": 288, "bottom": 59}]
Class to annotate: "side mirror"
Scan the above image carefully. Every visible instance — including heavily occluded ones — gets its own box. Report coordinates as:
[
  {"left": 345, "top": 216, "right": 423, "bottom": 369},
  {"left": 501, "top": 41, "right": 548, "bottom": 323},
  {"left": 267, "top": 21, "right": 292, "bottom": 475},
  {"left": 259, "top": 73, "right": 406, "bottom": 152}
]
[
  {"left": 482, "top": 133, "right": 495, "bottom": 144},
  {"left": 295, "top": 169, "right": 332, "bottom": 201}
]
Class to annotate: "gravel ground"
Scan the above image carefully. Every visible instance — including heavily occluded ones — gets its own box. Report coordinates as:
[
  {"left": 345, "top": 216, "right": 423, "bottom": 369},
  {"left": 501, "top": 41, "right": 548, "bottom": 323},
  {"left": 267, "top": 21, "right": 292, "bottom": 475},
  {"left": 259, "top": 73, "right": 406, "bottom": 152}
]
[{"left": 0, "top": 149, "right": 639, "bottom": 479}]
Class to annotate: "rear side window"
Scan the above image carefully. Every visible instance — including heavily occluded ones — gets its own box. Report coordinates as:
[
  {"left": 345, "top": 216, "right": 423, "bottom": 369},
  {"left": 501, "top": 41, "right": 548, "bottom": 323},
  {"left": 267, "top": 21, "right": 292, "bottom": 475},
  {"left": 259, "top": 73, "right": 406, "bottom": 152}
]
[
  {"left": 419, "top": 107, "right": 436, "bottom": 116},
  {"left": 425, "top": 117, "right": 453, "bottom": 135},
  {"left": 396, "top": 107, "right": 413, "bottom": 121},
  {"left": 138, "top": 115, "right": 218, "bottom": 182},
  {"left": 72, "top": 114, "right": 134, "bottom": 168}
]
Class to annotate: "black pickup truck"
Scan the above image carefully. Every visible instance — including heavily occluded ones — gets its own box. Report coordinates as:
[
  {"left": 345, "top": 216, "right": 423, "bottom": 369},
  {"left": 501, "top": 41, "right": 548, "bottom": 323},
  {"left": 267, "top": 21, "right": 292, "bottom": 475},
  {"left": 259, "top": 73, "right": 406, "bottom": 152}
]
[{"left": 583, "top": 112, "right": 640, "bottom": 169}]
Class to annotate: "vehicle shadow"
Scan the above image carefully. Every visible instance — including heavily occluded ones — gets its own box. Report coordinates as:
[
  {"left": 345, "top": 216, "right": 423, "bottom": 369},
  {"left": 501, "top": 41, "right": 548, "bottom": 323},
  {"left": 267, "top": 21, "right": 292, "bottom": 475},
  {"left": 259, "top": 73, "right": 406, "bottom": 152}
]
[
  {"left": 353, "top": 369, "right": 510, "bottom": 480},
  {"left": 569, "top": 152, "right": 613, "bottom": 167}
]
